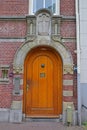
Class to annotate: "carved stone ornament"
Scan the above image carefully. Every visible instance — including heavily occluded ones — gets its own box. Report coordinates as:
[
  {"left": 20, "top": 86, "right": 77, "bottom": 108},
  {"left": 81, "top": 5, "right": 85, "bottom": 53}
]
[
  {"left": 26, "top": 15, "right": 36, "bottom": 41},
  {"left": 51, "top": 16, "right": 61, "bottom": 41},
  {"left": 13, "top": 66, "right": 23, "bottom": 74},
  {"left": 37, "top": 12, "right": 51, "bottom": 36},
  {"left": 51, "top": 35, "right": 61, "bottom": 42},
  {"left": 63, "top": 65, "right": 73, "bottom": 74}
]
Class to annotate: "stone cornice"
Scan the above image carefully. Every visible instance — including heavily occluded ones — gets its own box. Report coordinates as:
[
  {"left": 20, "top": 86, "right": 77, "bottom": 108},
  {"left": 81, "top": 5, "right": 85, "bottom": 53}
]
[
  {"left": 0, "top": 16, "right": 26, "bottom": 21},
  {"left": 61, "top": 15, "right": 76, "bottom": 21},
  {"left": 0, "top": 38, "right": 25, "bottom": 42},
  {"left": 0, "top": 15, "right": 76, "bottom": 21}
]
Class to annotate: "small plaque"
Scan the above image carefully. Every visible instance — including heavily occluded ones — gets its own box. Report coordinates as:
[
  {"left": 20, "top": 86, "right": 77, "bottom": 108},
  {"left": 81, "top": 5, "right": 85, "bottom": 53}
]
[
  {"left": 14, "top": 77, "right": 20, "bottom": 94},
  {"left": 40, "top": 73, "right": 45, "bottom": 78}
]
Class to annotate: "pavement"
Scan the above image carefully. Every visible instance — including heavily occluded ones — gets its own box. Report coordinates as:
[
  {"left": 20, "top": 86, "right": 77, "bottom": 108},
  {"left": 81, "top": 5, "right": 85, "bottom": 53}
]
[{"left": 0, "top": 122, "right": 84, "bottom": 130}]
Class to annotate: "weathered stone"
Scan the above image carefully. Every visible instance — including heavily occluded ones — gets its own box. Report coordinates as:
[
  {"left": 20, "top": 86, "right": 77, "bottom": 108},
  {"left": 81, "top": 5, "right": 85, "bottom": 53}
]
[
  {"left": 63, "top": 80, "right": 73, "bottom": 86},
  {"left": 63, "top": 102, "right": 74, "bottom": 111},
  {"left": 0, "top": 109, "right": 9, "bottom": 122},
  {"left": 13, "top": 37, "right": 73, "bottom": 71},
  {"left": 64, "top": 64, "right": 73, "bottom": 74},
  {"left": 63, "top": 90, "right": 73, "bottom": 96},
  {"left": 9, "top": 110, "right": 22, "bottom": 123},
  {"left": 11, "top": 101, "right": 22, "bottom": 110}
]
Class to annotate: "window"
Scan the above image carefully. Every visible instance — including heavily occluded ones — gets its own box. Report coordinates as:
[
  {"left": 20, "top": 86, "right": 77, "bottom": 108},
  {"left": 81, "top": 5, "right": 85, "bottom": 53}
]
[
  {"left": 29, "top": 0, "right": 60, "bottom": 15},
  {"left": 0, "top": 65, "right": 9, "bottom": 84}
]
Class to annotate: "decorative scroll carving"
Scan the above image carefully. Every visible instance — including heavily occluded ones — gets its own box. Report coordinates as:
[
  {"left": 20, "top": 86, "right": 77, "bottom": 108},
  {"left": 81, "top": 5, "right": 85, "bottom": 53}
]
[
  {"left": 37, "top": 13, "right": 51, "bottom": 36},
  {"left": 64, "top": 65, "right": 73, "bottom": 74}
]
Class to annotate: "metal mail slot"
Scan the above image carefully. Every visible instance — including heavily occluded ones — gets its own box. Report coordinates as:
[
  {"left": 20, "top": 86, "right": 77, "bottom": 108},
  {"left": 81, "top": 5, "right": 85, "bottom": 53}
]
[{"left": 40, "top": 73, "right": 45, "bottom": 78}]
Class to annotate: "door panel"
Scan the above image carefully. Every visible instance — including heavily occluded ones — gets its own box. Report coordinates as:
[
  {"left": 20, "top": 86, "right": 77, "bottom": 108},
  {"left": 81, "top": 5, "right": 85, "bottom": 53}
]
[{"left": 24, "top": 47, "right": 62, "bottom": 117}]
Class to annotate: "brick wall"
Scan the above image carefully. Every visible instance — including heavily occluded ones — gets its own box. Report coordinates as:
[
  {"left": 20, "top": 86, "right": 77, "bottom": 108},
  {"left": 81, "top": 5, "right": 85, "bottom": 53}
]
[
  {"left": 0, "top": 42, "right": 23, "bottom": 65},
  {"left": 61, "top": 21, "right": 76, "bottom": 38},
  {"left": 60, "top": 0, "right": 75, "bottom": 16},
  {"left": 0, "top": 0, "right": 27, "bottom": 108},
  {"left": 0, "top": 21, "right": 26, "bottom": 107},
  {"left": 0, "top": 0, "right": 28, "bottom": 16},
  {"left": 0, "top": 0, "right": 75, "bottom": 16},
  {"left": 64, "top": 42, "right": 76, "bottom": 63},
  {"left": 0, "top": 0, "right": 77, "bottom": 109},
  {"left": 0, "top": 42, "right": 23, "bottom": 108},
  {"left": 60, "top": 0, "right": 76, "bottom": 106},
  {"left": 0, "top": 85, "right": 12, "bottom": 108},
  {"left": 0, "top": 21, "right": 26, "bottom": 38}
]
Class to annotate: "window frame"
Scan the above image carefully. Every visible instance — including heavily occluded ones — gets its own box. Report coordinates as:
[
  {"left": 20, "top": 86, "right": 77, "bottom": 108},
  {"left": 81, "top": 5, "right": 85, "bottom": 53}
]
[{"left": 28, "top": 0, "right": 60, "bottom": 15}]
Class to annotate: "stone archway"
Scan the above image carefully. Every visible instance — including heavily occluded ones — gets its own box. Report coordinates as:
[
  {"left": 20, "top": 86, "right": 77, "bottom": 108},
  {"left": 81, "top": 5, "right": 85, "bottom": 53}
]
[
  {"left": 13, "top": 38, "right": 73, "bottom": 74},
  {"left": 12, "top": 38, "right": 74, "bottom": 120}
]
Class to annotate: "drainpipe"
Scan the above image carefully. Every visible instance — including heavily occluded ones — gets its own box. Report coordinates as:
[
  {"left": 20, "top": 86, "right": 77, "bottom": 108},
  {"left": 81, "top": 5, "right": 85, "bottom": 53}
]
[{"left": 75, "top": 0, "right": 81, "bottom": 126}]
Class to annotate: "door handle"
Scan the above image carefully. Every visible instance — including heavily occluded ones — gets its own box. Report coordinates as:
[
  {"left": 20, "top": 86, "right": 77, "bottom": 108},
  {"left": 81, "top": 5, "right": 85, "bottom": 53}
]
[
  {"left": 26, "top": 84, "right": 29, "bottom": 91},
  {"left": 26, "top": 79, "right": 31, "bottom": 91}
]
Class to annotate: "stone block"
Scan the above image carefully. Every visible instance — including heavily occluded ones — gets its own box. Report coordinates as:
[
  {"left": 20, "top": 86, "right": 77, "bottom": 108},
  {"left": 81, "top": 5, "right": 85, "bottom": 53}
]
[
  {"left": 0, "top": 109, "right": 9, "bottom": 122},
  {"left": 63, "top": 90, "right": 73, "bottom": 96},
  {"left": 63, "top": 80, "right": 73, "bottom": 86},
  {"left": 20, "top": 79, "right": 23, "bottom": 85},
  {"left": 9, "top": 110, "right": 22, "bottom": 123},
  {"left": 63, "top": 109, "right": 78, "bottom": 126},
  {"left": 11, "top": 101, "right": 22, "bottom": 110},
  {"left": 63, "top": 102, "right": 74, "bottom": 111}
]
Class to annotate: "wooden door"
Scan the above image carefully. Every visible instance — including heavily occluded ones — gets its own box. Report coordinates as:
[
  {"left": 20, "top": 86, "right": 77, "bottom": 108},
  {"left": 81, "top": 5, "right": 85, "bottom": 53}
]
[{"left": 24, "top": 47, "right": 62, "bottom": 117}]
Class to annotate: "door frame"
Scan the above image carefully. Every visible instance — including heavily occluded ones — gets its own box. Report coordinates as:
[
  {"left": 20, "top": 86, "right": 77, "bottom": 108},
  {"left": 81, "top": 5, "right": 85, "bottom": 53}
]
[{"left": 23, "top": 46, "right": 63, "bottom": 117}]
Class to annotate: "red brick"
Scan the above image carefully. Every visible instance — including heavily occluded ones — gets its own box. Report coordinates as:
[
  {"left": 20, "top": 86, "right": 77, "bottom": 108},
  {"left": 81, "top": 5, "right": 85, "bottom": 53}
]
[
  {"left": 0, "top": 85, "right": 12, "bottom": 108},
  {"left": 60, "top": 0, "right": 75, "bottom": 16},
  {"left": 13, "top": 95, "right": 22, "bottom": 101},
  {"left": 63, "top": 86, "right": 73, "bottom": 91},
  {"left": 0, "top": 42, "right": 22, "bottom": 64},
  {"left": 63, "top": 74, "right": 73, "bottom": 80},
  {"left": 0, "top": 0, "right": 28, "bottom": 16},
  {"left": 63, "top": 96, "right": 73, "bottom": 102},
  {"left": 64, "top": 42, "right": 77, "bottom": 64},
  {"left": 0, "top": 21, "right": 26, "bottom": 38},
  {"left": 61, "top": 21, "right": 76, "bottom": 38}
]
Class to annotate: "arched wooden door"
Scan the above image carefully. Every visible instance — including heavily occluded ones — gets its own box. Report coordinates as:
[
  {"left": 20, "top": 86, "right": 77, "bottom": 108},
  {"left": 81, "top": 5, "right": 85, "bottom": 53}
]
[{"left": 23, "top": 47, "right": 62, "bottom": 117}]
